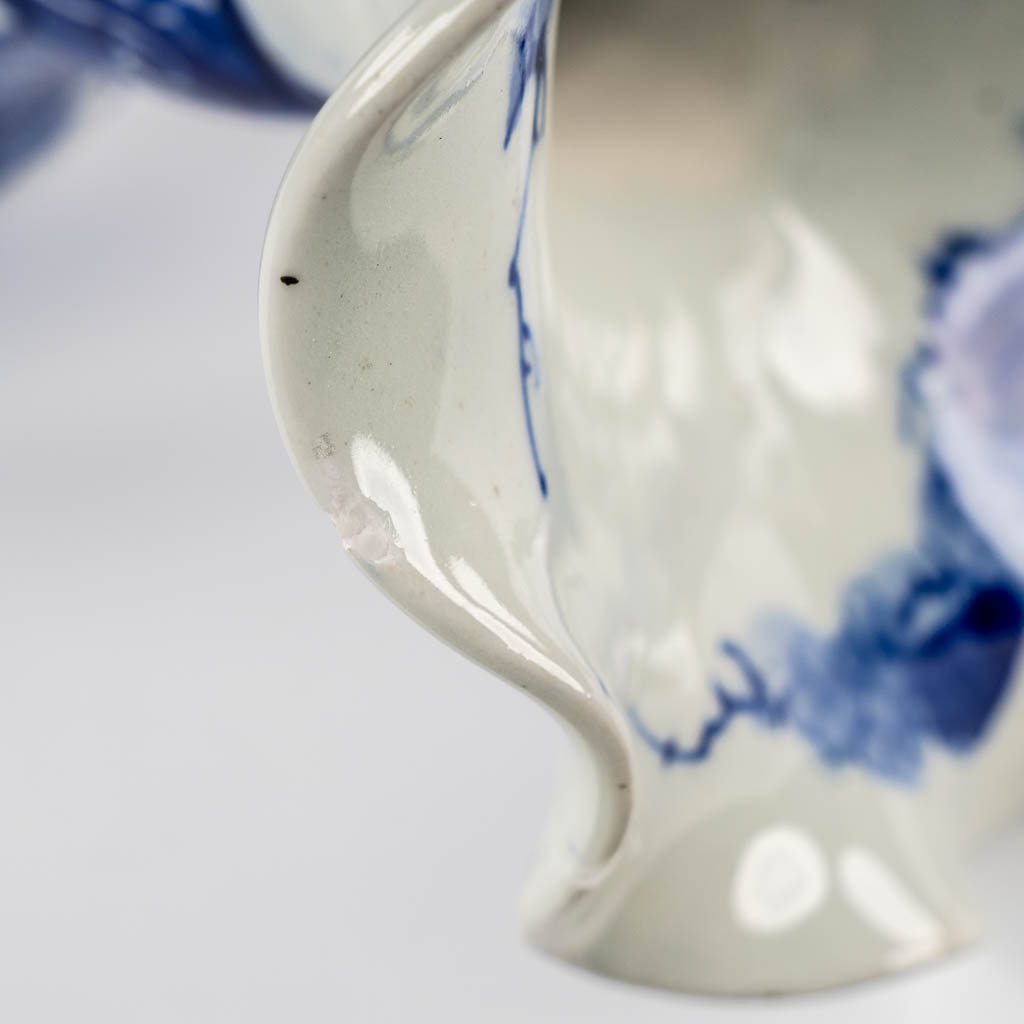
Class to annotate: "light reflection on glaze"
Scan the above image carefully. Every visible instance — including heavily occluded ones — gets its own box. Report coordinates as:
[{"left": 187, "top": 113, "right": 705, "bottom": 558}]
[
  {"left": 837, "top": 846, "right": 943, "bottom": 966},
  {"left": 721, "top": 204, "right": 882, "bottom": 413},
  {"left": 346, "top": 434, "right": 585, "bottom": 694},
  {"left": 449, "top": 554, "right": 542, "bottom": 645},
  {"left": 731, "top": 825, "right": 828, "bottom": 935},
  {"left": 631, "top": 217, "right": 1024, "bottom": 783}
]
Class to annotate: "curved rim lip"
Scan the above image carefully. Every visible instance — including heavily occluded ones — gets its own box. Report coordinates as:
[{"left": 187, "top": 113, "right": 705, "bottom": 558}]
[
  {"left": 258, "top": 0, "right": 518, "bottom": 386},
  {"left": 255, "top": 0, "right": 637, "bottom": 884},
  {"left": 257, "top": 0, "right": 522, "bottom": 497}
]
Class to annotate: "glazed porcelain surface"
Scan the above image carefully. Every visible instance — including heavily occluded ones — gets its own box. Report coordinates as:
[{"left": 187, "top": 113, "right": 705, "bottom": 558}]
[{"left": 260, "top": 0, "right": 1024, "bottom": 996}]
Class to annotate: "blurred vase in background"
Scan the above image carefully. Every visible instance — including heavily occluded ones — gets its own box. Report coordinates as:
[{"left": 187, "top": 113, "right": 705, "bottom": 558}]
[{"left": 0, "top": 0, "right": 411, "bottom": 183}]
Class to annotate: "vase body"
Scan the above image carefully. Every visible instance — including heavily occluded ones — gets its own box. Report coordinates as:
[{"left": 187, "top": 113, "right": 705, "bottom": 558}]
[{"left": 261, "top": 0, "right": 1024, "bottom": 995}]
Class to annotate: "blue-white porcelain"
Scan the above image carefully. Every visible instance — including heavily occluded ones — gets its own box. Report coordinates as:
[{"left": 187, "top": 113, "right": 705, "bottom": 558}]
[{"left": 260, "top": 0, "right": 1024, "bottom": 996}]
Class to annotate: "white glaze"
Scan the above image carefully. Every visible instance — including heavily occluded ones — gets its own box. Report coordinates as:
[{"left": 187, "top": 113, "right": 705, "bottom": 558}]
[{"left": 260, "top": 0, "right": 1024, "bottom": 996}]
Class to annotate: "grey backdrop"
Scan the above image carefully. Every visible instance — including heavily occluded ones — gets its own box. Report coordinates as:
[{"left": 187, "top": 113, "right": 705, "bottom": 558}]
[{"left": 2, "top": 86, "right": 1023, "bottom": 1022}]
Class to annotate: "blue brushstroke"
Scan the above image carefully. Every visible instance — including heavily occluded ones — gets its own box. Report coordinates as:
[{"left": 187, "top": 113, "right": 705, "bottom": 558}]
[
  {"left": 504, "top": 0, "right": 552, "bottom": 148},
  {"left": 505, "top": 0, "right": 553, "bottom": 498},
  {"left": 632, "top": 467, "right": 1023, "bottom": 783},
  {"left": 6, "top": 0, "right": 322, "bottom": 110},
  {"left": 628, "top": 642, "right": 788, "bottom": 766},
  {"left": 783, "top": 462, "right": 1021, "bottom": 781},
  {"left": 921, "top": 230, "right": 992, "bottom": 312},
  {"left": 631, "top": 222, "right": 1024, "bottom": 783}
]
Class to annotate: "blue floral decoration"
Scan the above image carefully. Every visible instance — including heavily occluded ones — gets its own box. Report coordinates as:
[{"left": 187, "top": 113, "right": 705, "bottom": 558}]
[{"left": 631, "top": 220, "right": 1024, "bottom": 783}]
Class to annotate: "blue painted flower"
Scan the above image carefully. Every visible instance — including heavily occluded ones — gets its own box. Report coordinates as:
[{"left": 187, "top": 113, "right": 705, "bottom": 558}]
[
  {"left": 778, "top": 462, "right": 1022, "bottom": 781},
  {"left": 916, "top": 222, "right": 1024, "bottom": 579},
  {"left": 632, "top": 223, "right": 1024, "bottom": 784}
]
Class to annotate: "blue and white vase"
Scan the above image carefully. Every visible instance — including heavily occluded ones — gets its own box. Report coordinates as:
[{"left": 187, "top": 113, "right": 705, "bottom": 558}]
[{"left": 0, "top": 0, "right": 411, "bottom": 178}]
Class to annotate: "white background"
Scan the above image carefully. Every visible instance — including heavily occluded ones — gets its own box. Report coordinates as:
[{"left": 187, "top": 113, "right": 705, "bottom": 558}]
[{"left": 2, "top": 86, "right": 1024, "bottom": 1022}]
